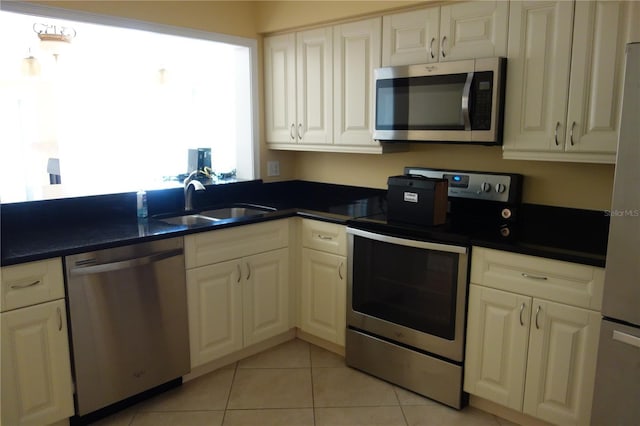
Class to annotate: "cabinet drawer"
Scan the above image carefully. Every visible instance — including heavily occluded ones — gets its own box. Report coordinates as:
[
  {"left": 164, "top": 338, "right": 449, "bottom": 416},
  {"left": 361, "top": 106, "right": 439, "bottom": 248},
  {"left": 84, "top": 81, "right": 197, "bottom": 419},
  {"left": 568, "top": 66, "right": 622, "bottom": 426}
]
[
  {"left": 471, "top": 247, "right": 604, "bottom": 311},
  {"left": 301, "top": 219, "right": 347, "bottom": 255},
  {"left": 1, "top": 258, "right": 65, "bottom": 312},
  {"left": 186, "top": 220, "right": 289, "bottom": 268}
]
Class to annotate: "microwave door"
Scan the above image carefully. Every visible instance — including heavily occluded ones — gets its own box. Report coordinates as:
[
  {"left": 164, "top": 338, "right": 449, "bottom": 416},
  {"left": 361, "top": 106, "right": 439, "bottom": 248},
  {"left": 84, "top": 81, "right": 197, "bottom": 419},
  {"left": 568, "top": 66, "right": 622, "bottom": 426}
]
[{"left": 374, "top": 72, "right": 472, "bottom": 142}]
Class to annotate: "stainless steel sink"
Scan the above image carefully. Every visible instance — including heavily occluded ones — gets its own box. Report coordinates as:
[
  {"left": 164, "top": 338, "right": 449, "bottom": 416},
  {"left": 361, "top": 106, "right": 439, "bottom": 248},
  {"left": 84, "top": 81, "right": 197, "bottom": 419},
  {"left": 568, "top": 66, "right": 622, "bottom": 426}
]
[
  {"left": 156, "top": 205, "right": 274, "bottom": 226},
  {"left": 158, "top": 214, "right": 219, "bottom": 226},
  {"left": 199, "top": 206, "right": 272, "bottom": 220}
]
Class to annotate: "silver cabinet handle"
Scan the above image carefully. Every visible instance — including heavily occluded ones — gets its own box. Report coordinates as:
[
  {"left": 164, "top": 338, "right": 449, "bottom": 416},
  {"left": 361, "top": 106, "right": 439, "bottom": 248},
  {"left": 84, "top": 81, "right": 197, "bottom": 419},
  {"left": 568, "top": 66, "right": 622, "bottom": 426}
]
[
  {"left": 338, "top": 261, "right": 344, "bottom": 280},
  {"left": 429, "top": 37, "right": 436, "bottom": 59},
  {"left": 522, "top": 272, "right": 548, "bottom": 281},
  {"left": 318, "top": 234, "right": 333, "bottom": 241},
  {"left": 290, "top": 123, "right": 295, "bottom": 140},
  {"left": 613, "top": 330, "right": 640, "bottom": 348},
  {"left": 10, "top": 280, "right": 41, "bottom": 289},
  {"left": 246, "top": 263, "right": 251, "bottom": 280},
  {"left": 519, "top": 303, "right": 525, "bottom": 326},
  {"left": 570, "top": 121, "right": 576, "bottom": 145},
  {"left": 554, "top": 122, "right": 560, "bottom": 146},
  {"left": 535, "top": 305, "right": 542, "bottom": 329},
  {"left": 441, "top": 36, "right": 447, "bottom": 58},
  {"left": 297, "top": 123, "right": 303, "bottom": 140},
  {"left": 57, "top": 307, "right": 63, "bottom": 331},
  {"left": 236, "top": 264, "right": 242, "bottom": 283}
]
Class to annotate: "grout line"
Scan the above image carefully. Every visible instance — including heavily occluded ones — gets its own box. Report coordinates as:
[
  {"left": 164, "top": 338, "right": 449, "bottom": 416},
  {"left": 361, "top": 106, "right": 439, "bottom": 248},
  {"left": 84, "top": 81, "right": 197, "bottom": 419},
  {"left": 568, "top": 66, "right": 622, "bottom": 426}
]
[
  {"left": 220, "top": 361, "right": 239, "bottom": 425},
  {"left": 399, "top": 404, "right": 410, "bottom": 426},
  {"left": 308, "top": 344, "right": 317, "bottom": 426}
]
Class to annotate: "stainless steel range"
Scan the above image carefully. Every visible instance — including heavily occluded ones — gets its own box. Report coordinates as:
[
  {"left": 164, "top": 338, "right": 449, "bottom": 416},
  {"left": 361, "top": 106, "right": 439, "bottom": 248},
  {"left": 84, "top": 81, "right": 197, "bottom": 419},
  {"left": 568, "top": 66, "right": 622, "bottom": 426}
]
[{"left": 346, "top": 168, "right": 522, "bottom": 409}]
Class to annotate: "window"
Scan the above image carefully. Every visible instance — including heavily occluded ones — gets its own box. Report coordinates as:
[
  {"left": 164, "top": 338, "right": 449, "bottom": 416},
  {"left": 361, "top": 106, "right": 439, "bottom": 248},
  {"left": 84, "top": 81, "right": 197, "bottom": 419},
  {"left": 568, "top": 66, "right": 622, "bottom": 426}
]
[{"left": 0, "top": 4, "right": 258, "bottom": 203}]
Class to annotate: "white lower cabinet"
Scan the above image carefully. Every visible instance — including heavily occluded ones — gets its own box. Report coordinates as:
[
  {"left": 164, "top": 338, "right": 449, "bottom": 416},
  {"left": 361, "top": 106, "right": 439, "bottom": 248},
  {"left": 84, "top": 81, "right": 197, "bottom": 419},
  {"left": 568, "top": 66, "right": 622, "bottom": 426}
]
[
  {"left": 187, "top": 259, "right": 243, "bottom": 366},
  {"left": 1, "top": 258, "right": 74, "bottom": 426},
  {"left": 298, "top": 219, "right": 347, "bottom": 347},
  {"left": 522, "top": 298, "right": 601, "bottom": 425},
  {"left": 300, "top": 248, "right": 346, "bottom": 345},
  {"left": 1, "top": 299, "right": 74, "bottom": 426},
  {"left": 243, "top": 248, "right": 290, "bottom": 347},
  {"left": 185, "top": 220, "right": 291, "bottom": 368},
  {"left": 465, "top": 247, "right": 604, "bottom": 425}
]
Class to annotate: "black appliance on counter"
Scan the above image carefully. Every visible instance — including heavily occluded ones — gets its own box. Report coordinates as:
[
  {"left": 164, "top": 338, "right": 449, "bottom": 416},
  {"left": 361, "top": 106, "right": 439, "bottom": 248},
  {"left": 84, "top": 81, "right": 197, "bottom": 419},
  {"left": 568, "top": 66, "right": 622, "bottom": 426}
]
[
  {"left": 346, "top": 167, "right": 522, "bottom": 409},
  {"left": 387, "top": 174, "right": 448, "bottom": 226}
]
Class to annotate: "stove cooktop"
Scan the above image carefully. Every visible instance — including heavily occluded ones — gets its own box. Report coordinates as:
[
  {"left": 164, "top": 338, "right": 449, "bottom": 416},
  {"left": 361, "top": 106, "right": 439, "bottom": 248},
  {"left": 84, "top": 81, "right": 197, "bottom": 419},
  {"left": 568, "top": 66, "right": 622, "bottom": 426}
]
[{"left": 347, "top": 168, "right": 524, "bottom": 246}]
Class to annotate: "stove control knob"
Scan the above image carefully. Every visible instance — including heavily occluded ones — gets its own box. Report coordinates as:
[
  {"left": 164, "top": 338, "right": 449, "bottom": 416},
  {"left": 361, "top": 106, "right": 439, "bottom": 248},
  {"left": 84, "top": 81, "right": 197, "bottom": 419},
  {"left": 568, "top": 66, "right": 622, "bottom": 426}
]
[
  {"left": 480, "top": 182, "right": 492, "bottom": 192},
  {"left": 495, "top": 183, "right": 506, "bottom": 193}
]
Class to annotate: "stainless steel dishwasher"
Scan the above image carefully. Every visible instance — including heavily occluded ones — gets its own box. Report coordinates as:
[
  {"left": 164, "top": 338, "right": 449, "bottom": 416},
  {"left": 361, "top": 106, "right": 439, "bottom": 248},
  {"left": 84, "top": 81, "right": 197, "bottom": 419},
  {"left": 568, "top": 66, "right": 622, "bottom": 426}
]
[{"left": 65, "top": 237, "right": 189, "bottom": 416}]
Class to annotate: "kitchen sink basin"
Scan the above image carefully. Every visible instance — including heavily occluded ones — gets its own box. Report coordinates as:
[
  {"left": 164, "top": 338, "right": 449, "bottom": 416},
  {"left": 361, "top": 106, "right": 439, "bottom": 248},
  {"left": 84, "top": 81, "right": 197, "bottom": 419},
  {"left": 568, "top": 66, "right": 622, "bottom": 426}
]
[
  {"left": 156, "top": 204, "right": 275, "bottom": 226},
  {"left": 158, "top": 214, "right": 219, "bottom": 226},
  {"left": 199, "top": 206, "right": 273, "bottom": 220}
]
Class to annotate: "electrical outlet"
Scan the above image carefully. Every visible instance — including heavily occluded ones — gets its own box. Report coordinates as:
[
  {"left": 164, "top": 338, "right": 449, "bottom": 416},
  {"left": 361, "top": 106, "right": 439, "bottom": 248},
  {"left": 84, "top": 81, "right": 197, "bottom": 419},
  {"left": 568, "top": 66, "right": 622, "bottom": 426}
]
[{"left": 267, "top": 160, "right": 280, "bottom": 177}]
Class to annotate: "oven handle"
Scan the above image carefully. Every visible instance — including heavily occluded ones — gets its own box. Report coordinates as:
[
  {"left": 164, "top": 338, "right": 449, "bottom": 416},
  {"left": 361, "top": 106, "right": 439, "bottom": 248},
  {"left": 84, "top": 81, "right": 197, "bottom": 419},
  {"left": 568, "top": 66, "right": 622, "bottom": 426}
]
[{"left": 346, "top": 227, "right": 467, "bottom": 254}]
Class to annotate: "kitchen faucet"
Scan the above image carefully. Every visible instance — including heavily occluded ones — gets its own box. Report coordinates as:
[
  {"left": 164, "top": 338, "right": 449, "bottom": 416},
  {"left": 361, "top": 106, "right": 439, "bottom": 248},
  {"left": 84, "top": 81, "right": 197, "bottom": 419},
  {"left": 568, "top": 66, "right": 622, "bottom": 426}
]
[{"left": 184, "top": 169, "right": 207, "bottom": 211}]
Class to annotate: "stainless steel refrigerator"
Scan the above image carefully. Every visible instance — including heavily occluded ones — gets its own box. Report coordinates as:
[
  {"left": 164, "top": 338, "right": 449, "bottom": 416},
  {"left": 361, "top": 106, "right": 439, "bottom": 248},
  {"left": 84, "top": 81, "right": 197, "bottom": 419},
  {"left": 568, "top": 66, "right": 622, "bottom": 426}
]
[{"left": 590, "top": 42, "right": 640, "bottom": 425}]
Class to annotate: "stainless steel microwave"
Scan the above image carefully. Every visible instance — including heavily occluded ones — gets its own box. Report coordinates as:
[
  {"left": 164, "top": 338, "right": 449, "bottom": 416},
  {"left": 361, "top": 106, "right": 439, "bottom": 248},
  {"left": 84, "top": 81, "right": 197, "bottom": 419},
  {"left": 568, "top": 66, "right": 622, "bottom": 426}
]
[{"left": 374, "top": 57, "right": 506, "bottom": 145}]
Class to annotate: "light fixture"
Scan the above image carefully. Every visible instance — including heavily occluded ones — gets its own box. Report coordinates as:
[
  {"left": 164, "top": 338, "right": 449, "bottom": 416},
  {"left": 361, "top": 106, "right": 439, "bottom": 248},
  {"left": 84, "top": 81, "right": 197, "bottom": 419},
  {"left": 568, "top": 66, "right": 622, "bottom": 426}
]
[
  {"left": 33, "top": 22, "right": 76, "bottom": 61},
  {"left": 157, "top": 67, "right": 169, "bottom": 85},
  {"left": 21, "top": 48, "right": 41, "bottom": 77}
]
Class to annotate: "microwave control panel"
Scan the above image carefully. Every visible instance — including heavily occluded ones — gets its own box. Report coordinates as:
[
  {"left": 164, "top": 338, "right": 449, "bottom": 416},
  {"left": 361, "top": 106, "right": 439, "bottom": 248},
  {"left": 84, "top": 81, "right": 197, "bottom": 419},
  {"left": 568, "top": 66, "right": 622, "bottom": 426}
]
[{"left": 404, "top": 167, "right": 522, "bottom": 204}]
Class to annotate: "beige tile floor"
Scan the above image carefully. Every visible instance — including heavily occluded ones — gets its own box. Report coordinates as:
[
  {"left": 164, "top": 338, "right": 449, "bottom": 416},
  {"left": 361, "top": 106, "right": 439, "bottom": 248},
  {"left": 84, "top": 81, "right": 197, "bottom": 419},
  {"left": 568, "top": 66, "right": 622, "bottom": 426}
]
[{"left": 92, "top": 339, "right": 516, "bottom": 426}]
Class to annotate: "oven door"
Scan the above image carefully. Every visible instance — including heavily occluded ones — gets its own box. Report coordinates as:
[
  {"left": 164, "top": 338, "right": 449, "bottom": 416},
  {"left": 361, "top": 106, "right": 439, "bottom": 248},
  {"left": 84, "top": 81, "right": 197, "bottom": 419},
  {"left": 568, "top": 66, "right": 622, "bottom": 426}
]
[{"left": 346, "top": 227, "right": 469, "bottom": 362}]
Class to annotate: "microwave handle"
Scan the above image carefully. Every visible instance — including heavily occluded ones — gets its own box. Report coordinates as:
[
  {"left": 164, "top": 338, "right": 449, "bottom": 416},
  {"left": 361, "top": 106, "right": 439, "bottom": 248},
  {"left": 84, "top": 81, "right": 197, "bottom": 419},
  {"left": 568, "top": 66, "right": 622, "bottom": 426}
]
[{"left": 462, "top": 72, "right": 473, "bottom": 131}]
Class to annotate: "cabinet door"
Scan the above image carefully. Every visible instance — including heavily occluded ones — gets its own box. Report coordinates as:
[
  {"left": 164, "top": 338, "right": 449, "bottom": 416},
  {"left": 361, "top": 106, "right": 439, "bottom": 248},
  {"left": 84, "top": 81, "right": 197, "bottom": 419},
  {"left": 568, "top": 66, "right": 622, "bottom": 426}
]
[
  {"left": 565, "top": 1, "right": 630, "bottom": 155},
  {"left": 300, "top": 249, "right": 346, "bottom": 346},
  {"left": 334, "top": 17, "right": 381, "bottom": 146},
  {"left": 1, "top": 299, "right": 74, "bottom": 426},
  {"left": 439, "top": 0, "right": 508, "bottom": 61},
  {"left": 503, "top": 1, "right": 574, "bottom": 153},
  {"left": 243, "top": 248, "right": 290, "bottom": 346},
  {"left": 464, "top": 285, "right": 531, "bottom": 411},
  {"left": 296, "top": 28, "right": 333, "bottom": 145},
  {"left": 186, "top": 260, "right": 243, "bottom": 367},
  {"left": 382, "top": 7, "right": 440, "bottom": 66},
  {"left": 523, "top": 299, "right": 601, "bottom": 426},
  {"left": 264, "top": 33, "right": 297, "bottom": 144}
]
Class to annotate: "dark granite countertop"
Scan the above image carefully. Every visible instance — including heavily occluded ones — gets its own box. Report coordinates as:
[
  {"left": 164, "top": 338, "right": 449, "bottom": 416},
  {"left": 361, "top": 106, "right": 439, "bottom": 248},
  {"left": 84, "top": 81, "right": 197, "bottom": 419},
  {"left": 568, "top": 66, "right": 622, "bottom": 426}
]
[{"left": 1, "top": 180, "right": 608, "bottom": 267}]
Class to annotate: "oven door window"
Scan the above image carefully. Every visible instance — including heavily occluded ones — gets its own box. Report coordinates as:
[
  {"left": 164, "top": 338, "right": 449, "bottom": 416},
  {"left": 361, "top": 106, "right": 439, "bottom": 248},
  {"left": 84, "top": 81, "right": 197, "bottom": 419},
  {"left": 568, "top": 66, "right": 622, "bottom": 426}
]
[
  {"left": 352, "top": 236, "right": 459, "bottom": 340},
  {"left": 376, "top": 73, "right": 468, "bottom": 131}
]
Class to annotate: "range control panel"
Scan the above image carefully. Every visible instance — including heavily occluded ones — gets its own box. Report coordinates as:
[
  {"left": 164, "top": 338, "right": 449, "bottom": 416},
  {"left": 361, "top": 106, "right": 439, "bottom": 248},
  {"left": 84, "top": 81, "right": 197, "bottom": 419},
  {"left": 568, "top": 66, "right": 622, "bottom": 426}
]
[{"left": 404, "top": 167, "right": 523, "bottom": 204}]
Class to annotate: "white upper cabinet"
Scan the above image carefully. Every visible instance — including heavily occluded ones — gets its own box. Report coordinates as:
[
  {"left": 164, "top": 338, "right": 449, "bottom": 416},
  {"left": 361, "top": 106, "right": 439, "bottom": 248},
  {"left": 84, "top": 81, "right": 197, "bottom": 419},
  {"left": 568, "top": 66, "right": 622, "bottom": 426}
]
[
  {"left": 264, "top": 33, "right": 296, "bottom": 144},
  {"left": 503, "top": 1, "right": 574, "bottom": 155},
  {"left": 382, "top": 8, "right": 440, "bottom": 66},
  {"left": 565, "top": 1, "right": 632, "bottom": 155},
  {"left": 265, "top": 19, "right": 401, "bottom": 153},
  {"left": 503, "top": 0, "right": 639, "bottom": 163},
  {"left": 439, "top": 1, "right": 509, "bottom": 62},
  {"left": 296, "top": 28, "right": 334, "bottom": 145},
  {"left": 333, "top": 17, "right": 381, "bottom": 147},
  {"left": 382, "top": 1, "right": 508, "bottom": 66},
  {"left": 265, "top": 29, "right": 332, "bottom": 146}
]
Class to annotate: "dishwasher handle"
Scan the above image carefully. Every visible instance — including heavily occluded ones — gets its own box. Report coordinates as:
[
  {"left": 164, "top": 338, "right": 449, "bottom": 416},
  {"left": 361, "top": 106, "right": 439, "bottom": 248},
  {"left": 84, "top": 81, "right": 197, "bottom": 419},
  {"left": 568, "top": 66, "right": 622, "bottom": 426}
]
[{"left": 70, "top": 248, "right": 184, "bottom": 275}]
